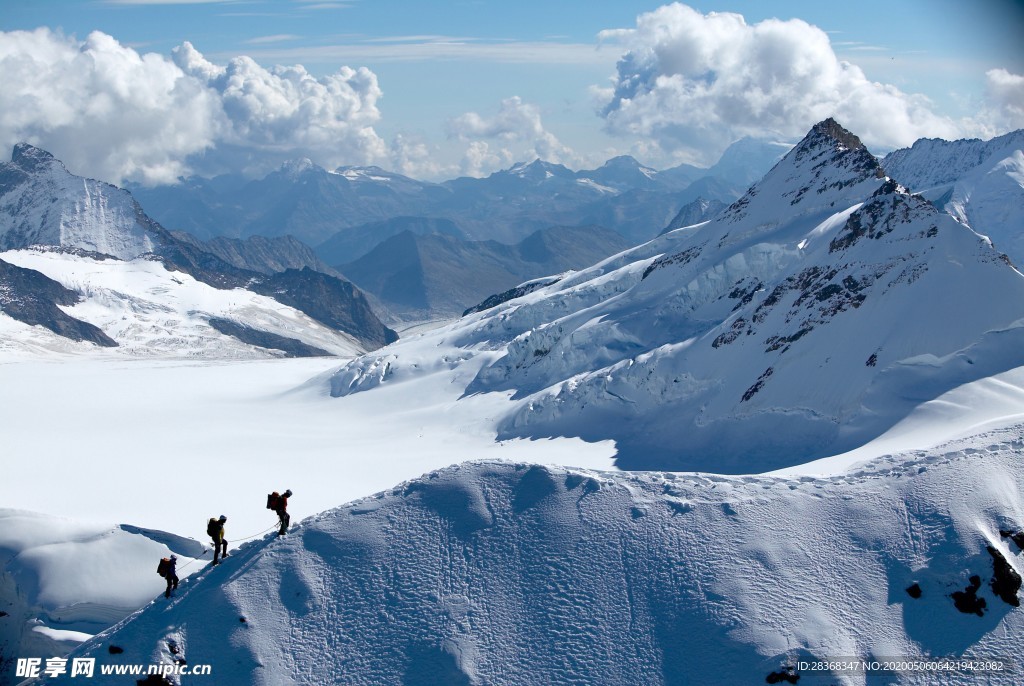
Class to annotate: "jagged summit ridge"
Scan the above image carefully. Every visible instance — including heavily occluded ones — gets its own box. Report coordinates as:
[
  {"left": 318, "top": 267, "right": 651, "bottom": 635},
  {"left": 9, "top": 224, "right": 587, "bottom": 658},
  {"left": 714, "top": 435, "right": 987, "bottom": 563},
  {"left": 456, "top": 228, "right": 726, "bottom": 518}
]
[
  {"left": 334, "top": 120, "right": 1024, "bottom": 472},
  {"left": 808, "top": 117, "right": 866, "bottom": 151},
  {"left": 11, "top": 142, "right": 61, "bottom": 170}
]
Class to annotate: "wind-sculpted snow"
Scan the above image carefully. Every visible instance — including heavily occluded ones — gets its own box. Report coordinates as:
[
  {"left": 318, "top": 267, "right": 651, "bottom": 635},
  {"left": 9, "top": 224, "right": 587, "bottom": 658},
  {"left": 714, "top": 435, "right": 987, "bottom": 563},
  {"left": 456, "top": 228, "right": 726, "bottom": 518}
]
[{"left": 48, "top": 431, "right": 1024, "bottom": 685}]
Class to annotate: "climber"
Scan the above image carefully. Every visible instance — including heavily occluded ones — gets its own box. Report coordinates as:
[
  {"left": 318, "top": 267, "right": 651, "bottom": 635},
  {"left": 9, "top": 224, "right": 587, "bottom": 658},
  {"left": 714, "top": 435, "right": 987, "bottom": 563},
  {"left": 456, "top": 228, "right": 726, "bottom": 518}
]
[
  {"left": 267, "top": 489, "right": 293, "bottom": 536},
  {"left": 207, "top": 515, "right": 228, "bottom": 564},
  {"left": 157, "top": 555, "right": 179, "bottom": 597}
]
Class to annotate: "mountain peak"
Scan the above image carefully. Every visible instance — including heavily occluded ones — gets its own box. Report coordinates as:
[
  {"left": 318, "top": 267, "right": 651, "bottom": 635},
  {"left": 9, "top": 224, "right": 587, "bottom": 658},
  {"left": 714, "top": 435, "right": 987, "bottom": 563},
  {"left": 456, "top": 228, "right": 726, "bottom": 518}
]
[
  {"left": 506, "top": 159, "right": 574, "bottom": 180},
  {"left": 278, "top": 157, "right": 322, "bottom": 179},
  {"left": 600, "top": 155, "right": 643, "bottom": 169},
  {"left": 807, "top": 118, "right": 865, "bottom": 152},
  {"left": 11, "top": 143, "right": 63, "bottom": 172}
]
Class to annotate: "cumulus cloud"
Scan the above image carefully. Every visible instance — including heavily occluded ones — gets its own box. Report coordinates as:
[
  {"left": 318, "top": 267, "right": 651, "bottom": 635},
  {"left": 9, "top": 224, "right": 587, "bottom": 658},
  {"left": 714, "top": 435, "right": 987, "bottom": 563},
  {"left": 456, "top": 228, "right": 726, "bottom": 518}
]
[
  {"left": 447, "top": 96, "right": 579, "bottom": 176},
  {"left": 0, "top": 28, "right": 388, "bottom": 185},
  {"left": 0, "top": 28, "right": 220, "bottom": 184},
  {"left": 595, "top": 3, "right": 963, "bottom": 163},
  {"left": 171, "top": 41, "right": 387, "bottom": 176},
  {"left": 977, "top": 68, "right": 1024, "bottom": 134}
]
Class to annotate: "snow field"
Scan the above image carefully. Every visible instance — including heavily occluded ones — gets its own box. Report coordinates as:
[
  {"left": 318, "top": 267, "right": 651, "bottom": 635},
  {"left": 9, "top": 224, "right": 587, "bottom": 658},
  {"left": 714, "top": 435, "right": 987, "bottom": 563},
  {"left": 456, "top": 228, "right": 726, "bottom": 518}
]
[{"left": 49, "top": 427, "right": 1024, "bottom": 685}]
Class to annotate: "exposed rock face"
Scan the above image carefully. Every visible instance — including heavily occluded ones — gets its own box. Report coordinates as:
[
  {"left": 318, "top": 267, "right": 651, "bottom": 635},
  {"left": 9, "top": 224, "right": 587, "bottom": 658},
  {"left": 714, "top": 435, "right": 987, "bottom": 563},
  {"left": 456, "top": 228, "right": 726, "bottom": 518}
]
[
  {"left": 0, "top": 256, "right": 117, "bottom": 346},
  {"left": 207, "top": 317, "right": 332, "bottom": 358},
  {"left": 173, "top": 233, "right": 341, "bottom": 277}
]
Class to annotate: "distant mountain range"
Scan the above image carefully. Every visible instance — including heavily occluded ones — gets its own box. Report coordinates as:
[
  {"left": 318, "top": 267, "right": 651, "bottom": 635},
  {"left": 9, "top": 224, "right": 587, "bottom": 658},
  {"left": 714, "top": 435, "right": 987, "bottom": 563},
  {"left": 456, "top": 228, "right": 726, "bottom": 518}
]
[{"left": 127, "top": 139, "right": 794, "bottom": 254}]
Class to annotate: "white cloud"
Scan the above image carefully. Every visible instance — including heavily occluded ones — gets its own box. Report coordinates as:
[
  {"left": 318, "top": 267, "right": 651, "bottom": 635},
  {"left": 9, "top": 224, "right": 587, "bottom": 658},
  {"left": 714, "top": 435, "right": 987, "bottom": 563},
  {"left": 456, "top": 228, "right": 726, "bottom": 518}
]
[
  {"left": 977, "top": 68, "right": 1024, "bottom": 135},
  {"left": 171, "top": 41, "right": 388, "bottom": 176},
  {"left": 0, "top": 28, "right": 221, "bottom": 185},
  {"left": 595, "top": 3, "right": 963, "bottom": 162},
  {"left": 0, "top": 29, "right": 389, "bottom": 184},
  {"left": 447, "top": 96, "right": 579, "bottom": 176}
]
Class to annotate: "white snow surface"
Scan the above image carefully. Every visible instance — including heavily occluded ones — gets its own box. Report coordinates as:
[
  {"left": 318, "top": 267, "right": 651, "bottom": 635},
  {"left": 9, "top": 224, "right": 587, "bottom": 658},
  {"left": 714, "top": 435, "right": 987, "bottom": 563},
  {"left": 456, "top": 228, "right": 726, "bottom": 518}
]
[
  {"left": 0, "top": 248, "right": 364, "bottom": 358},
  {"left": 0, "top": 509, "right": 205, "bottom": 664},
  {"left": 0, "top": 351, "right": 612, "bottom": 667},
  {"left": 5, "top": 123, "right": 1024, "bottom": 684},
  {"left": 44, "top": 428, "right": 1024, "bottom": 685}
]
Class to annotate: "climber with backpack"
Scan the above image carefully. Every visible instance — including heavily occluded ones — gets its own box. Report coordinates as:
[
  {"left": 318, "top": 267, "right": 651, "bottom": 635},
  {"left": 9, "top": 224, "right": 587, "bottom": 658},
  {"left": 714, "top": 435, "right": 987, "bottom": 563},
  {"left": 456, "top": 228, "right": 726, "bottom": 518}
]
[
  {"left": 267, "top": 489, "right": 293, "bottom": 536},
  {"left": 207, "top": 515, "right": 228, "bottom": 564},
  {"left": 157, "top": 555, "right": 178, "bottom": 598}
]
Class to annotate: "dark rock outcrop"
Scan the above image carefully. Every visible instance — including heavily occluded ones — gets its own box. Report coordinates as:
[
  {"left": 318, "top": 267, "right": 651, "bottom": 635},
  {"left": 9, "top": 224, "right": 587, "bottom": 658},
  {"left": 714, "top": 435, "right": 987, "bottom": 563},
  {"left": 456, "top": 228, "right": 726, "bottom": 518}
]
[
  {"left": 0, "top": 257, "right": 117, "bottom": 347},
  {"left": 207, "top": 318, "right": 331, "bottom": 358}
]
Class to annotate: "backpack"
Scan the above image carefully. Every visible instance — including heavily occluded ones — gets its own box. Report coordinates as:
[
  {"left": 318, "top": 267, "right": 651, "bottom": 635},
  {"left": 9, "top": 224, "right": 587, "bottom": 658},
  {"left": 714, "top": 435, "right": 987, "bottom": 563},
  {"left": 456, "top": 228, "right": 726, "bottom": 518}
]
[
  {"left": 157, "top": 558, "right": 171, "bottom": 578},
  {"left": 267, "top": 492, "right": 280, "bottom": 510},
  {"left": 207, "top": 518, "right": 219, "bottom": 538}
]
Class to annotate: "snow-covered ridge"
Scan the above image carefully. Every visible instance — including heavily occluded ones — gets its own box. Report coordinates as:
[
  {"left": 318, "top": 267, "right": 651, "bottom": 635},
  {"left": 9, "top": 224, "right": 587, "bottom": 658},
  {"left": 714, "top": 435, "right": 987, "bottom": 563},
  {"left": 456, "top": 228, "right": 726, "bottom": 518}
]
[
  {"left": 883, "top": 129, "right": 1024, "bottom": 193},
  {"left": 882, "top": 129, "right": 1024, "bottom": 266},
  {"left": 46, "top": 430, "right": 1024, "bottom": 685},
  {"left": 330, "top": 119, "right": 1024, "bottom": 473}
]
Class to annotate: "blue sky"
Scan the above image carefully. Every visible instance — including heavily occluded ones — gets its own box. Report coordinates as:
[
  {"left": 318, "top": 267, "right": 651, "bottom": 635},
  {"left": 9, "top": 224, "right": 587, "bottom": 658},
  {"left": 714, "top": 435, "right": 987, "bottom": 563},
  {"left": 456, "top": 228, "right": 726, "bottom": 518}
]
[{"left": 2, "top": 0, "right": 1022, "bottom": 183}]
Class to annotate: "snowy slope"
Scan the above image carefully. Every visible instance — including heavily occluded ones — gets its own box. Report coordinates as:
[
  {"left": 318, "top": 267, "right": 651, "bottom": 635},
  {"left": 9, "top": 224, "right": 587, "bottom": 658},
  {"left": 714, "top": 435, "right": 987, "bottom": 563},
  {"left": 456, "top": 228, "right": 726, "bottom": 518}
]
[
  {"left": 45, "top": 429, "right": 1024, "bottom": 685},
  {"left": 883, "top": 130, "right": 1024, "bottom": 264},
  {"left": 0, "top": 249, "right": 364, "bottom": 358},
  {"left": 0, "top": 510, "right": 205, "bottom": 666},
  {"left": 333, "top": 119, "right": 1024, "bottom": 472}
]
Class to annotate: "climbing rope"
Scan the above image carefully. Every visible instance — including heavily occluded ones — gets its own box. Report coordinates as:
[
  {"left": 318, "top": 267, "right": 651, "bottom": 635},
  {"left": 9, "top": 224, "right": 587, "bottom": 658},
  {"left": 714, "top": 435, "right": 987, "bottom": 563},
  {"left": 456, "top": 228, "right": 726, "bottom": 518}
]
[{"left": 175, "top": 523, "right": 279, "bottom": 572}]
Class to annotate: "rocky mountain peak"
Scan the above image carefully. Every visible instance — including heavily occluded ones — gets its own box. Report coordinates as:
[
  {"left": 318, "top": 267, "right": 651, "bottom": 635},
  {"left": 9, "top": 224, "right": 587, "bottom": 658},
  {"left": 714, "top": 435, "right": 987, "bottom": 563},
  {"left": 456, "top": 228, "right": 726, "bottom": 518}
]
[
  {"left": 807, "top": 117, "right": 865, "bottom": 152},
  {"left": 10, "top": 143, "right": 61, "bottom": 172}
]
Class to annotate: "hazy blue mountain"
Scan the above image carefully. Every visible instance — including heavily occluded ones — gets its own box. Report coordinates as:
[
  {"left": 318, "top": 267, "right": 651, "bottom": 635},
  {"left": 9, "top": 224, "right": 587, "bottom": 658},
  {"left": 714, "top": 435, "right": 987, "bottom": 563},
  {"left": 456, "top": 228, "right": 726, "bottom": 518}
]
[
  {"left": 340, "top": 225, "right": 630, "bottom": 319},
  {"left": 172, "top": 232, "right": 342, "bottom": 277},
  {"left": 128, "top": 148, "right": 776, "bottom": 252},
  {"left": 315, "top": 216, "right": 466, "bottom": 265}
]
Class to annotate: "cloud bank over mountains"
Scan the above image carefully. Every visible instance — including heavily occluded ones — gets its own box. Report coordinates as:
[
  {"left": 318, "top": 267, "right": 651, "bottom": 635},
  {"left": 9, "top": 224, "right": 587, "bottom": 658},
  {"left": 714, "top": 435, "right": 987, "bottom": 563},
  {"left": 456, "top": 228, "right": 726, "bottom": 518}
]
[
  {"left": 1, "top": 3, "right": 1021, "bottom": 185},
  {"left": 0, "top": 28, "right": 388, "bottom": 185},
  {"left": 595, "top": 3, "right": 1022, "bottom": 165},
  {"left": 446, "top": 96, "right": 579, "bottom": 176}
]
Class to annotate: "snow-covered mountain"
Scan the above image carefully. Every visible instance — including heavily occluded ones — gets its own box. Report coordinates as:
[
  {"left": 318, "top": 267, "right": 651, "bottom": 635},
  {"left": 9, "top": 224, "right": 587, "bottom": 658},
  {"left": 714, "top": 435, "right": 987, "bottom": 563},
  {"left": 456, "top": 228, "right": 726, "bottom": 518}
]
[
  {"left": 334, "top": 119, "right": 1024, "bottom": 473},
  {"left": 706, "top": 136, "right": 793, "bottom": 187},
  {"left": 883, "top": 130, "right": 1024, "bottom": 265},
  {"left": 0, "top": 145, "right": 397, "bottom": 355},
  {"left": 659, "top": 196, "right": 728, "bottom": 235},
  {"left": 0, "top": 145, "right": 157, "bottom": 260},
  {"left": 45, "top": 430, "right": 1024, "bottom": 685}
]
